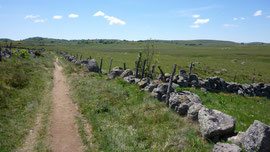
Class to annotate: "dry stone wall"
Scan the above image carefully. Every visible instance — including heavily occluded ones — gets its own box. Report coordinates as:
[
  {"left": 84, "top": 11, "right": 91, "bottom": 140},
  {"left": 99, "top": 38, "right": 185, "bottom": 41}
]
[{"left": 57, "top": 50, "right": 270, "bottom": 152}]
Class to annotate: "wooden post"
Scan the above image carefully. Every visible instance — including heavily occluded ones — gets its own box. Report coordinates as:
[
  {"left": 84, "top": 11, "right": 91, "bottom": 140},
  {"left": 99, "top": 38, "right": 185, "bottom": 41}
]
[
  {"left": 151, "top": 64, "right": 155, "bottom": 78},
  {"left": 99, "top": 58, "right": 103, "bottom": 73},
  {"left": 158, "top": 66, "right": 165, "bottom": 81},
  {"left": 80, "top": 55, "right": 83, "bottom": 60},
  {"left": 166, "top": 64, "right": 177, "bottom": 106},
  {"left": 252, "top": 76, "right": 255, "bottom": 83},
  {"left": 123, "top": 63, "right": 126, "bottom": 70},
  {"left": 0, "top": 47, "right": 2, "bottom": 62},
  {"left": 109, "top": 58, "right": 113, "bottom": 73},
  {"left": 141, "top": 59, "right": 146, "bottom": 79},
  {"left": 9, "top": 42, "right": 12, "bottom": 50},
  {"left": 135, "top": 61, "right": 139, "bottom": 78},
  {"left": 233, "top": 74, "right": 237, "bottom": 82},
  {"left": 188, "top": 62, "right": 193, "bottom": 77}
]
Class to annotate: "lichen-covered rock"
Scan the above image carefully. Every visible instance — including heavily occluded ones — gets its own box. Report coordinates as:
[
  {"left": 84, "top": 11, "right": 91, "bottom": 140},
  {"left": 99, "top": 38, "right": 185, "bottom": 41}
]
[
  {"left": 228, "top": 132, "right": 245, "bottom": 145},
  {"left": 213, "top": 142, "right": 242, "bottom": 152},
  {"left": 124, "top": 75, "right": 136, "bottom": 84},
  {"left": 108, "top": 67, "right": 124, "bottom": 79},
  {"left": 175, "top": 103, "right": 189, "bottom": 116},
  {"left": 169, "top": 91, "right": 202, "bottom": 116},
  {"left": 86, "top": 59, "right": 99, "bottom": 72},
  {"left": 241, "top": 120, "right": 270, "bottom": 152},
  {"left": 144, "top": 82, "right": 158, "bottom": 92},
  {"left": 152, "top": 83, "right": 173, "bottom": 101},
  {"left": 187, "top": 103, "right": 204, "bottom": 121},
  {"left": 139, "top": 78, "right": 150, "bottom": 88},
  {"left": 169, "top": 91, "right": 202, "bottom": 108},
  {"left": 120, "top": 69, "right": 133, "bottom": 78},
  {"left": 198, "top": 107, "right": 235, "bottom": 139}
]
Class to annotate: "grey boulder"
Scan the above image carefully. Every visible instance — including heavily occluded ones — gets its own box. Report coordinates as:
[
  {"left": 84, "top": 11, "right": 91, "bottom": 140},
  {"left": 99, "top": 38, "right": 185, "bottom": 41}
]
[
  {"left": 120, "top": 69, "right": 133, "bottom": 78},
  {"left": 187, "top": 103, "right": 204, "bottom": 121},
  {"left": 241, "top": 120, "right": 270, "bottom": 152},
  {"left": 124, "top": 75, "right": 136, "bottom": 84},
  {"left": 198, "top": 107, "right": 235, "bottom": 139},
  {"left": 169, "top": 91, "right": 202, "bottom": 116},
  {"left": 213, "top": 142, "right": 242, "bottom": 152},
  {"left": 86, "top": 59, "right": 99, "bottom": 72},
  {"left": 108, "top": 67, "right": 124, "bottom": 79}
]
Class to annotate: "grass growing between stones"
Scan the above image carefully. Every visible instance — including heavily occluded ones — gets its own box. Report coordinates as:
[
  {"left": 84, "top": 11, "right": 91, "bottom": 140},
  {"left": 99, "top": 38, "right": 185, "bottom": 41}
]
[
  {"left": 0, "top": 52, "right": 55, "bottom": 152},
  {"left": 59, "top": 57, "right": 214, "bottom": 151},
  {"left": 176, "top": 87, "right": 270, "bottom": 132}
]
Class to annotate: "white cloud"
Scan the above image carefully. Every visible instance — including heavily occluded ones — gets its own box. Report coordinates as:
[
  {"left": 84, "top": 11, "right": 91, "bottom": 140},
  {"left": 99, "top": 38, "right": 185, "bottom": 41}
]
[
  {"left": 194, "top": 18, "right": 210, "bottom": 24},
  {"left": 93, "top": 11, "right": 126, "bottom": 25},
  {"left": 53, "top": 15, "right": 62, "bottom": 19},
  {"left": 192, "top": 14, "right": 200, "bottom": 18},
  {"left": 240, "top": 17, "right": 245, "bottom": 20},
  {"left": 34, "top": 19, "right": 45, "bottom": 23},
  {"left": 104, "top": 15, "right": 126, "bottom": 25},
  {"left": 24, "top": 15, "right": 40, "bottom": 19},
  {"left": 190, "top": 24, "right": 200, "bottom": 28},
  {"left": 267, "top": 15, "right": 270, "bottom": 18},
  {"left": 224, "top": 24, "right": 238, "bottom": 27},
  {"left": 254, "top": 10, "right": 262, "bottom": 16},
  {"left": 68, "top": 13, "right": 79, "bottom": 18},
  {"left": 233, "top": 17, "right": 238, "bottom": 21},
  {"left": 93, "top": 11, "right": 105, "bottom": 17}
]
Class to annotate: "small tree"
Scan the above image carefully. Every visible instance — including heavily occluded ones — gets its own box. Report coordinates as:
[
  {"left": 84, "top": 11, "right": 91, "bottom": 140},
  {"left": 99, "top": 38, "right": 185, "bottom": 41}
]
[{"left": 136, "top": 40, "right": 159, "bottom": 78}]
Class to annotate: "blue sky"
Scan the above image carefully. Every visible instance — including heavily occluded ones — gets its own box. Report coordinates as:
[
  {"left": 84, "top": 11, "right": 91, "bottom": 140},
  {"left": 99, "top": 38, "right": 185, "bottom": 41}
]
[{"left": 0, "top": 0, "right": 270, "bottom": 42}]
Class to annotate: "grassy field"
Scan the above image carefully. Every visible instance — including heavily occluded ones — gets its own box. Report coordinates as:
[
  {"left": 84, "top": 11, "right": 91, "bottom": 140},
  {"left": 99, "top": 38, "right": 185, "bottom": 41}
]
[
  {"left": 13, "top": 40, "right": 270, "bottom": 84},
  {"left": 0, "top": 52, "right": 55, "bottom": 152}
]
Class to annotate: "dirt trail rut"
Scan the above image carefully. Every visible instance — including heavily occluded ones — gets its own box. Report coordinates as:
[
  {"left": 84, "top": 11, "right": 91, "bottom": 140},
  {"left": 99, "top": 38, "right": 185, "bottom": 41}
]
[{"left": 50, "top": 58, "right": 83, "bottom": 152}]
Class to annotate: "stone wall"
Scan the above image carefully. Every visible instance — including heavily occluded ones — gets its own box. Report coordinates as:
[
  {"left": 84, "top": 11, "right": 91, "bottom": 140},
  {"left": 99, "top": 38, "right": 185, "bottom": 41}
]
[{"left": 57, "top": 50, "right": 270, "bottom": 152}]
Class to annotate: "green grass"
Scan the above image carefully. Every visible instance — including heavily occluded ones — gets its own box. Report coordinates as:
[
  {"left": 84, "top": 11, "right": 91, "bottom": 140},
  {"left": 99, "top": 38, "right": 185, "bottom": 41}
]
[
  {"left": 0, "top": 52, "right": 55, "bottom": 152},
  {"left": 34, "top": 85, "right": 53, "bottom": 152},
  {"left": 176, "top": 87, "right": 270, "bottom": 132},
  {"left": 18, "top": 41, "right": 270, "bottom": 84},
  {"left": 60, "top": 57, "right": 214, "bottom": 151}
]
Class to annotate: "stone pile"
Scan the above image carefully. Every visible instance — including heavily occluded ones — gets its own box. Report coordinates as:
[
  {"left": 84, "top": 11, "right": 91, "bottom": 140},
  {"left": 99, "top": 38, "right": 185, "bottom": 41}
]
[
  {"left": 0, "top": 48, "right": 13, "bottom": 59},
  {"left": 0, "top": 48, "right": 45, "bottom": 59}
]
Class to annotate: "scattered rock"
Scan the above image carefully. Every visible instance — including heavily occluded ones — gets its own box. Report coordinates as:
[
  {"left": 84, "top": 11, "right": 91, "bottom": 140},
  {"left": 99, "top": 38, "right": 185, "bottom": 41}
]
[
  {"left": 213, "top": 142, "right": 242, "bottom": 152},
  {"left": 241, "top": 120, "right": 270, "bottom": 152}
]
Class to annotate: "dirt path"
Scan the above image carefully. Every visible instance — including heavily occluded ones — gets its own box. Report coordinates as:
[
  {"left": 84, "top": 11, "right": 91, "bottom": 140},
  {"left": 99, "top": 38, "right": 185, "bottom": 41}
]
[{"left": 50, "top": 58, "right": 83, "bottom": 152}]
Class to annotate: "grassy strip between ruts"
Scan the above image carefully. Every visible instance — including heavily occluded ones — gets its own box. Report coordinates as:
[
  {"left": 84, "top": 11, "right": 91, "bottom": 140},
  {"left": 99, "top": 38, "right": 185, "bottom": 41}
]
[
  {"left": 0, "top": 52, "right": 55, "bottom": 152},
  {"left": 59, "top": 56, "right": 214, "bottom": 151}
]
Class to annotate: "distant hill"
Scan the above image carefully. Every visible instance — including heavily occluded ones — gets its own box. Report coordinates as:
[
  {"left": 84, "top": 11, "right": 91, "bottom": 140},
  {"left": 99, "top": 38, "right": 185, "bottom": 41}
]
[
  {"left": 0, "top": 37, "right": 269, "bottom": 47},
  {"left": 0, "top": 38, "right": 13, "bottom": 42}
]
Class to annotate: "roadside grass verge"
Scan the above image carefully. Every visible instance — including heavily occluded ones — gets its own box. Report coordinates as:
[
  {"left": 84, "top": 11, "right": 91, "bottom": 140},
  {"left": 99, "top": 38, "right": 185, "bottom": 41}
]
[
  {"left": 0, "top": 52, "right": 55, "bottom": 152},
  {"left": 33, "top": 83, "right": 53, "bottom": 152},
  {"left": 59, "top": 57, "right": 214, "bottom": 151},
  {"left": 176, "top": 87, "right": 270, "bottom": 131}
]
